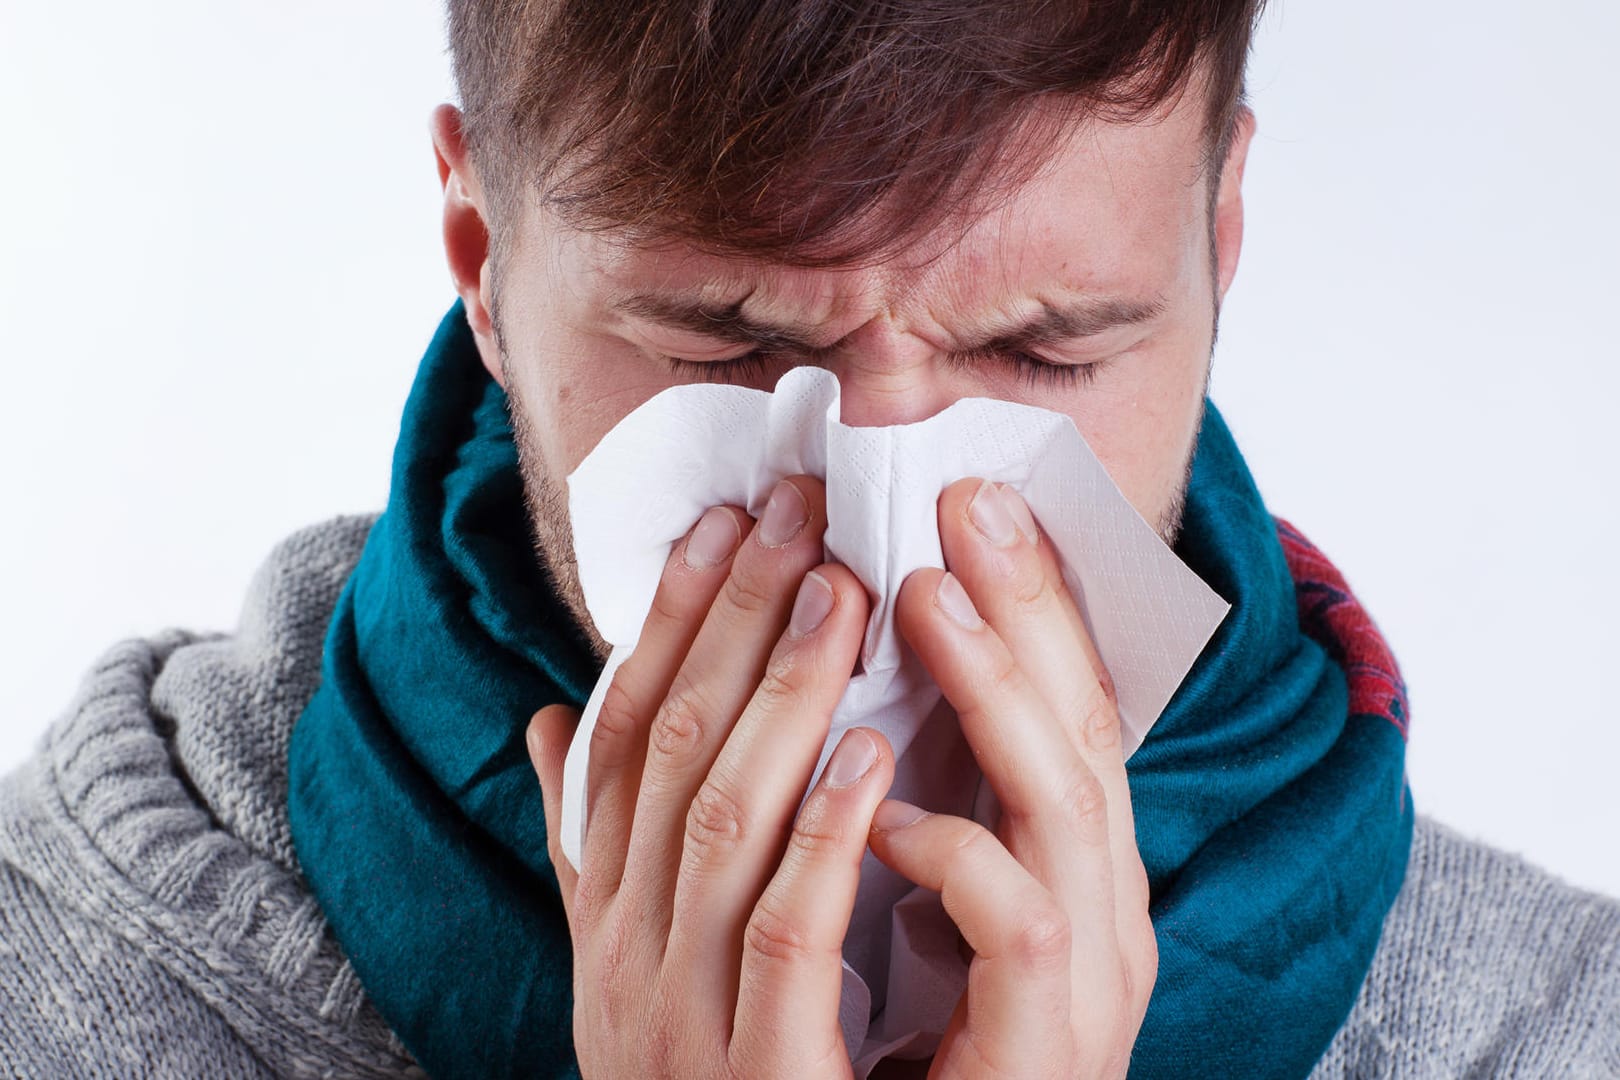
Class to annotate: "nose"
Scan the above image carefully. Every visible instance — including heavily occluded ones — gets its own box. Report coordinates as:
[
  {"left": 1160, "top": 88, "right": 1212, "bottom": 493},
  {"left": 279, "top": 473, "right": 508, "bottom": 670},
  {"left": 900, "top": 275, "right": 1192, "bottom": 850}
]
[{"left": 826, "top": 317, "right": 958, "bottom": 428}]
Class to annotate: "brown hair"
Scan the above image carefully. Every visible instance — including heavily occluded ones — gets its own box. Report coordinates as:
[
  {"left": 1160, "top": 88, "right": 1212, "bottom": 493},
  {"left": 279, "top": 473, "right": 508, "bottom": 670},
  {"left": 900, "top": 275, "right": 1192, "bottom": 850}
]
[{"left": 446, "top": 0, "right": 1265, "bottom": 273}]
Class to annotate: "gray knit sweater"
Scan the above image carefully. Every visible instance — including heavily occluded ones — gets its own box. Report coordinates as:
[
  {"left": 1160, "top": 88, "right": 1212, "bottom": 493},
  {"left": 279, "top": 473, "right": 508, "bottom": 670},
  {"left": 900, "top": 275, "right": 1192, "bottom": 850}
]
[{"left": 1, "top": 513, "right": 1616, "bottom": 1078}]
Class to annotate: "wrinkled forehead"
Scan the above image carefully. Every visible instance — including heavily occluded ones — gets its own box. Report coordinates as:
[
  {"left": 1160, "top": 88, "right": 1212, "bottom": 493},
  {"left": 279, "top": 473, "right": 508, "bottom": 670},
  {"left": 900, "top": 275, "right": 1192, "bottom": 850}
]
[{"left": 543, "top": 95, "right": 1212, "bottom": 326}]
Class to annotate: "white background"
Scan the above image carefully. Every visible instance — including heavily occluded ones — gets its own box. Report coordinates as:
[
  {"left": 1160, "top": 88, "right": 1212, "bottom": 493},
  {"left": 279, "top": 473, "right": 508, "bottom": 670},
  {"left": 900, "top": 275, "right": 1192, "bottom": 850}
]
[{"left": 2, "top": 2, "right": 1616, "bottom": 895}]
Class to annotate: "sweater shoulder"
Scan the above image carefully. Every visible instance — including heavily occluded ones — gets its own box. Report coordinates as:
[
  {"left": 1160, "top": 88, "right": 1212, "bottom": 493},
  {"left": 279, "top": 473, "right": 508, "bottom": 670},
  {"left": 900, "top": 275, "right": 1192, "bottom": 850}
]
[
  {"left": 0, "top": 513, "right": 416, "bottom": 1079},
  {"left": 0, "top": 856, "right": 277, "bottom": 1078},
  {"left": 150, "top": 511, "right": 380, "bottom": 874},
  {"left": 1312, "top": 813, "right": 1620, "bottom": 1077}
]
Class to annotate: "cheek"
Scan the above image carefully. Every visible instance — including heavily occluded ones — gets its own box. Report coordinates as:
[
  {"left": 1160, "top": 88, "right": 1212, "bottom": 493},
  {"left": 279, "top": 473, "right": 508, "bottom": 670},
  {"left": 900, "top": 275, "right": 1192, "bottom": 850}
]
[
  {"left": 1065, "top": 329, "right": 1209, "bottom": 525},
  {"left": 504, "top": 319, "right": 686, "bottom": 479},
  {"left": 493, "top": 236, "right": 690, "bottom": 479}
]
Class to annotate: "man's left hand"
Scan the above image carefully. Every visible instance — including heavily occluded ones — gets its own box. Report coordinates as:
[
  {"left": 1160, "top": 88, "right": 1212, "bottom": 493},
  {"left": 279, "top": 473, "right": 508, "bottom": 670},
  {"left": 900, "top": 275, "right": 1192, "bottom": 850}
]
[{"left": 871, "top": 478, "right": 1159, "bottom": 1080}]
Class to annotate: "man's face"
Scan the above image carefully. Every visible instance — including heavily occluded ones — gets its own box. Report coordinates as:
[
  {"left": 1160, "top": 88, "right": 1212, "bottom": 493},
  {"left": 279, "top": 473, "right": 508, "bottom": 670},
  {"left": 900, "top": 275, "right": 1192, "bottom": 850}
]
[{"left": 433, "top": 85, "right": 1255, "bottom": 662}]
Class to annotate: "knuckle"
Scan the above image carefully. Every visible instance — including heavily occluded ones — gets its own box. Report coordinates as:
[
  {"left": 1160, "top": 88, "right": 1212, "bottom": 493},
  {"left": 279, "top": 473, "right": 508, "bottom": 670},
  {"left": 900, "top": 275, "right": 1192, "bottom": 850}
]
[
  {"left": 649, "top": 682, "right": 713, "bottom": 763},
  {"left": 720, "top": 565, "right": 782, "bottom": 618},
  {"left": 684, "top": 780, "right": 750, "bottom": 862},
  {"left": 1095, "top": 664, "right": 1119, "bottom": 709},
  {"left": 987, "top": 652, "right": 1025, "bottom": 698},
  {"left": 951, "top": 823, "right": 1000, "bottom": 864},
  {"left": 745, "top": 895, "right": 819, "bottom": 965},
  {"left": 1080, "top": 696, "right": 1123, "bottom": 754},
  {"left": 1006, "top": 557, "right": 1051, "bottom": 611},
  {"left": 1007, "top": 902, "right": 1071, "bottom": 969},
  {"left": 752, "top": 657, "right": 804, "bottom": 715},
  {"left": 938, "top": 825, "right": 1001, "bottom": 893},
  {"left": 1056, "top": 770, "right": 1110, "bottom": 841},
  {"left": 591, "top": 677, "right": 645, "bottom": 753},
  {"left": 786, "top": 797, "right": 850, "bottom": 863},
  {"left": 1076, "top": 674, "right": 1123, "bottom": 754},
  {"left": 646, "top": 581, "right": 694, "bottom": 634}
]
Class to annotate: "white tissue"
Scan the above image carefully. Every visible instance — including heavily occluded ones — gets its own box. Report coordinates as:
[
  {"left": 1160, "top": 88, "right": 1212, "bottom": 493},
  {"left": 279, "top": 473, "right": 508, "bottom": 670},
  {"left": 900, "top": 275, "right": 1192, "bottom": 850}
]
[{"left": 558, "top": 366, "right": 1228, "bottom": 1073}]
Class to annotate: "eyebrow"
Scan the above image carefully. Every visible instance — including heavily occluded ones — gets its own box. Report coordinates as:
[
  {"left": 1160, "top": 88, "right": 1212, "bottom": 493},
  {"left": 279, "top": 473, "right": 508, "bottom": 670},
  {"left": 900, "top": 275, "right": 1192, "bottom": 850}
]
[{"left": 612, "top": 291, "right": 1167, "bottom": 355}]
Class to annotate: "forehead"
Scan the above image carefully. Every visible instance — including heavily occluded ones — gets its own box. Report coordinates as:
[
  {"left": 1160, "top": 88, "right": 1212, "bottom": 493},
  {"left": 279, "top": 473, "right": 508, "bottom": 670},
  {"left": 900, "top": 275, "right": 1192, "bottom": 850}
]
[{"left": 541, "top": 89, "right": 1212, "bottom": 326}]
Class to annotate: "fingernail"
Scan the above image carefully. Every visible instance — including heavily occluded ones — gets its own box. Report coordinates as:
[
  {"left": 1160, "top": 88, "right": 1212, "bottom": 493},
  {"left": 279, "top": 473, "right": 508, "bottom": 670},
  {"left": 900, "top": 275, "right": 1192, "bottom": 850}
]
[
  {"left": 822, "top": 729, "right": 877, "bottom": 788},
  {"left": 935, "top": 572, "right": 983, "bottom": 630},
  {"left": 787, "top": 571, "right": 834, "bottom": 638},
  {"left": 998, "top": 484, "right": 1040, "bottom": 546},
  {"left": 758, "top": 479, "right": 809, "bottom": 547},
  {"left": 872, "top": 799, "right": 928, "bottom": 830},
  {"left": 684, "top": 506, "right": 741, "bottom": 569},
  {"left": 968, "top": 478, "right": 1019, "bottom": 547}
]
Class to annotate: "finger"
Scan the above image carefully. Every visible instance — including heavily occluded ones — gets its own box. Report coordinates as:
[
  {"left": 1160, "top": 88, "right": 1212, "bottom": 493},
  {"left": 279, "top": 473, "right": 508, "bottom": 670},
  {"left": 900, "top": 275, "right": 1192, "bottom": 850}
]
[
  {"left": 622, "top": 476, "right": 829, "bottom": 925},
  {"left": 935, "top": 478, "right": 1151, "bottom": 954},
  {"left": 579, "top": 504, "right": 748, "bottom": 900},
  {"left": 663, "top": 562, "right": 870, "bottom": 1005},
  {"left": 895, "top": 566, "right": 1111, "bottom": 866},
  {"left": 868, "top": 803, "right": 1073, "bottom": 1075},
  {"left": 731, "top": 728, "right": 895, "bottom": 1074},
  {"left": 938, "top": 478, "right": 1115, "bottom": 758},
  {"left": 528, "top": 704, "right": 581, "bottom": 932},
  {"left": 894, "top": 566, "right": 1121, "bottom": 1001}
]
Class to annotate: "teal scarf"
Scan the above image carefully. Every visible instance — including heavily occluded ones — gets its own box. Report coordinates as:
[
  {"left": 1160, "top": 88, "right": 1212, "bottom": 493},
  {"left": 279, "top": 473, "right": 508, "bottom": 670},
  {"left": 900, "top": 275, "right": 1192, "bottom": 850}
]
[{"left": 289, "top": 300, "right": 1413, "bottom": 1079}]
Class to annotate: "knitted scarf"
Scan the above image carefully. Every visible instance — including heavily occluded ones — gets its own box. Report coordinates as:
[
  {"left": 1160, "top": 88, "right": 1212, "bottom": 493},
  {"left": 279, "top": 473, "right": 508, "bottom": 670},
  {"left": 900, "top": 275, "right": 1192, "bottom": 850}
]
[{"left": 288, "top": 299, "right": 1414, "bottom": 1079}]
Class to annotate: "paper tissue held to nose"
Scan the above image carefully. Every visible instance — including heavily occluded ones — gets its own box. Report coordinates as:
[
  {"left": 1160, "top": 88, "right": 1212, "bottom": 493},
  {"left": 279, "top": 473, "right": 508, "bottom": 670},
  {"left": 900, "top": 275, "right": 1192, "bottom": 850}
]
[{"left": 558, "top": 366, "right": 1229, "bottom": 1072}]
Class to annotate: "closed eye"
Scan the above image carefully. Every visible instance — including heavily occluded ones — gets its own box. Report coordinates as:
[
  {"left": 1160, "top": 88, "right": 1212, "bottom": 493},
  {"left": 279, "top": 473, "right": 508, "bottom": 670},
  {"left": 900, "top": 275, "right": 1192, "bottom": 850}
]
[{"left": 659, "top": 349, "right": 1102, "bottom": 387}]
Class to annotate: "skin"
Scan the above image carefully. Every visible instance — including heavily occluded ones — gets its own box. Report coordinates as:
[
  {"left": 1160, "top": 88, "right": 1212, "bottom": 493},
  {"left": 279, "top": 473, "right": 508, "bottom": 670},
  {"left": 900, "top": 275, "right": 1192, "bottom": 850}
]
[{"left": 430, "top": 65, "right": 1256, "bottom": 1078}]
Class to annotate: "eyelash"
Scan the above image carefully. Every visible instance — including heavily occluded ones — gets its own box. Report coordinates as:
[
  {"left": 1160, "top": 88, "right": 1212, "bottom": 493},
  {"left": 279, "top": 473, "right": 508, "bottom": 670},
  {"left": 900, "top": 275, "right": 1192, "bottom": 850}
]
[{"left": 659, "top": 349, "right": 1101, "bottom": 388}]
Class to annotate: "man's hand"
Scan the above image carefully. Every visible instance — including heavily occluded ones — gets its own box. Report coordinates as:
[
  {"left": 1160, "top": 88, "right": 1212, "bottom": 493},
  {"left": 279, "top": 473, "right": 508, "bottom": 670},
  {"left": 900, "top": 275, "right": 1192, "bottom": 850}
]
[
  {"left": 527, "top": 476, "right": 893, "bottom": 1079},
  {"left": 871, "top": 478, "right": 1159, "bottom": 1080}
]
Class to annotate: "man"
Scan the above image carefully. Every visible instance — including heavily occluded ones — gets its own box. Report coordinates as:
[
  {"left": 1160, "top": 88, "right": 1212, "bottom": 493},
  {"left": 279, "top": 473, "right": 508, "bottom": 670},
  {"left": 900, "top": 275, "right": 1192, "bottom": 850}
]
[{"left": 2, "top": 1, "right": 1615, "bottom": 1077}]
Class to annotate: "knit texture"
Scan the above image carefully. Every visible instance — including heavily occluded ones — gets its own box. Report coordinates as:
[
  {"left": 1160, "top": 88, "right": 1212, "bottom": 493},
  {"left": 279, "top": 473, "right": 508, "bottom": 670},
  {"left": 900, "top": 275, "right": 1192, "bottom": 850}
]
[
  {"left": 2, "top": 512, "right": 1617, "bottom": 1077},
  {"left": 0, "top": 515, "right": 420, "bottom": 1079}
]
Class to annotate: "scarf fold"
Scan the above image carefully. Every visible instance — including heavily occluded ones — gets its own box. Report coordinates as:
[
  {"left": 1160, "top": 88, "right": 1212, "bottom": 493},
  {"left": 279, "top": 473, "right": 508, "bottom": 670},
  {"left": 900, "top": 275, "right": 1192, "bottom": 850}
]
[{"left": 288, "top": 299, "right": 1413, "bottom": 1080}]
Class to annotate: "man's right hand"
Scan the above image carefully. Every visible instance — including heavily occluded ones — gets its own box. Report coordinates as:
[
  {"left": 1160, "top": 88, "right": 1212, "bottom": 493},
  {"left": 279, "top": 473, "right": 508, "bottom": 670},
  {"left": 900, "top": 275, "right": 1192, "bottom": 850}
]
[{"left": 526, "top": 475, "right": 893, "bottom": 1079}]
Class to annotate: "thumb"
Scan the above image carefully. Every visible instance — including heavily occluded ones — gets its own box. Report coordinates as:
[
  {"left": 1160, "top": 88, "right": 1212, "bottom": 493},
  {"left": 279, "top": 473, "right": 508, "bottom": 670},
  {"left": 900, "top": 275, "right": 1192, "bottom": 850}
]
[{"left": 527, "top": 704, "right": 581, "bottom": 924}]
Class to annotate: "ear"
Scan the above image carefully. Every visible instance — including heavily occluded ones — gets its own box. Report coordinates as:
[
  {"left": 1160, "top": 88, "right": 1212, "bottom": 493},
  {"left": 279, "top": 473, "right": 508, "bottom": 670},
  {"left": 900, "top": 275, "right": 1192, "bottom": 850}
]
[
  {"left": 429, "top": 103, "right": 506, "bottom": 388},
  {"left": 1213, "top": 105, "right": 1257, "bottom": 306}
]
